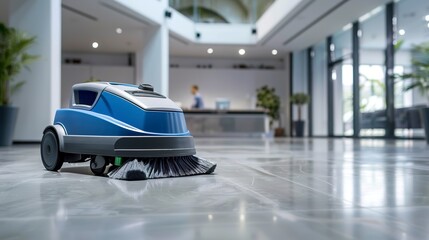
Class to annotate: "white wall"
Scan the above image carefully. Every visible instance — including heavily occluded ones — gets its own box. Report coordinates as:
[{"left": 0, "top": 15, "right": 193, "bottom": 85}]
[
  {"left": 170, "top": 56, "right": 285, "bottom": 69},
  {"left": 195, "top": 23, "right": 255, "bottom": 45},
  {"left": 169, "top": 68, "right": 289, "bottom": 127},
  {"left": 63, "top": 52, "right": 131, "bottom": 66},
  {"left": 61, "top": 65, "right": 135, "bottom": 107}
]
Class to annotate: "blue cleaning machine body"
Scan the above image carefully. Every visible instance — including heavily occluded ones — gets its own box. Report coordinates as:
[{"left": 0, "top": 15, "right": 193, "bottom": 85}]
[{"left": 40, "top": 82, "right": 201, "bottom": 176}]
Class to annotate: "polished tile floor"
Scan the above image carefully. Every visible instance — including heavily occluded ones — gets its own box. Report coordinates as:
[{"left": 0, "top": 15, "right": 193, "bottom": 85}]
[{"left": 1, "top": 138, "right": 429, "bottom": 240}]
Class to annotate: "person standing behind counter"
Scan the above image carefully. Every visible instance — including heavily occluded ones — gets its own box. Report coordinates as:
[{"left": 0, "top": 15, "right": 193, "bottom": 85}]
[{"left": 191, "top": 85, "right": 204, "bottom": 109}]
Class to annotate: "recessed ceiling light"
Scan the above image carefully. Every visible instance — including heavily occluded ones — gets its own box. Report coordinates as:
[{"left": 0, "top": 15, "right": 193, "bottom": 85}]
[
  {"left": 238, "top": 49, "right": 246, "bottom": 55},
  {"left": 272, "top": 49, "right": 278, "bottom": 55},
  {"left": 425, "top": 15, "right": 429, "bottom": 21},
  {"left": 342, "top": 23, "right": 352, "bottom": 31},
  {"left": 92, "top": 42, "right": 99, "bottom": 49},
  {"left": 357, "top": 29, "right": 363, "bottom": 38},
  {"left": 332, "top": 70, "right": 337, "bottom": 80},
  {"left": 207, "top": 48, "right": 213, "bottom": 54},
  {"left": 398, "top": 29, "right": 405, "bottom": 36},
  {"left": 427, "top": 22, "right": 429, "bottom": 28},
  {"left": 116, "top": 28, "right": 123, "bottom": 34}
]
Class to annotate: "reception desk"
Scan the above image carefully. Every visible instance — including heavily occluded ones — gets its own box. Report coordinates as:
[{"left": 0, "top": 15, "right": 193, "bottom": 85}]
[{"left": 183, "top": 110, "right": 269, "bottom": 137}]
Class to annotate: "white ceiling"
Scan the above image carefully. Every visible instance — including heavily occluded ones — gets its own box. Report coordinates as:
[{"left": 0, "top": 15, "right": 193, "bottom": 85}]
[
  {"left": 61, "top": 0, "right": 147, "bottom": 53},
  {"left": 2, "top": 0, "right": 428, "bottom": 58}
]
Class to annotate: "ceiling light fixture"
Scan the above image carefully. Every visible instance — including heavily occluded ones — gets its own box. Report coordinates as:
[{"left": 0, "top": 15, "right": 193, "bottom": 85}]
[
  {"left": 342, "top": 23, "right": 352, "bottom": 31},
  {"left": 357, "top": 29, "right": 363, "bottom": 38},
  {"left": 398, "top": 29, "right": 405, "bottom": 36},
  {"left": 425, "top": 15, "right": 429, "bottom": 21},
  {"left": 116, "top": 28, "right": 123, "bottom": 34},
  {"left": 92, "top": 42, "right": 99, "bottom": 49},
  {"left": 207, "top": 48, "right": 213, "bottom": 54},
  {"left": 272, "top": 49, "right": 278, "bottom": 55},
  {"left": 238, "top": 49, "right": 246, "bottom": 55},
  {"left": 332, "top": 70, "right": 337, "bottom": 81}
]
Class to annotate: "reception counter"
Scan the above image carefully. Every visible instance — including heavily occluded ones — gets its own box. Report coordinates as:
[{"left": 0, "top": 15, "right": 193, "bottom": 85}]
[{"left": 183, "top": 109, "right": 269, "bottom": 137}]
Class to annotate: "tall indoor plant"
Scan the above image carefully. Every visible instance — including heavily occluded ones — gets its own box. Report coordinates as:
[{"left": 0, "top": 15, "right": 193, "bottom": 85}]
[
  {"left": 290, "top": 93, "right": 309, "bottom": 137},
  {"left": 256, "top": 85, "right": 284, "bottom": 137},
  {"left": 397, "top": 42, "right": 429, "bottom": 143},
  {"left": 0, "top": 22, "right": 37, "bottom": 146}
]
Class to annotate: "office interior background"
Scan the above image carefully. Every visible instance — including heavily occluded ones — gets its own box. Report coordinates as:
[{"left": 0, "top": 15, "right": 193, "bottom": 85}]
[
  {"left": 0, "top": 0, "right": 429, "bottom": 239},
  {"left": 1, "top": 0, "right": 428, "bottom": 140}
]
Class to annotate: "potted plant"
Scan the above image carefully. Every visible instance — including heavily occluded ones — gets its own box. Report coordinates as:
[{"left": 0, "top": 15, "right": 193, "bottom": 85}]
[
  {"left": 256, "top": 85, "right": 284, "bottom": 137},
  {"left": 397, "top": 41, "right": 429, "bottom": 143},
  {"left": 290, "top": 93, "right": 309, "bottom": 137},
  {"left": 0, "top": 22, "right": 37, "bottom": 146}
]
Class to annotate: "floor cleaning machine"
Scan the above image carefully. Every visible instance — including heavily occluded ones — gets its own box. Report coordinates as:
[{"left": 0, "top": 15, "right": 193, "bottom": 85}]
[{"left": 40, "top": 82, "right": 216, "bottom": 180}]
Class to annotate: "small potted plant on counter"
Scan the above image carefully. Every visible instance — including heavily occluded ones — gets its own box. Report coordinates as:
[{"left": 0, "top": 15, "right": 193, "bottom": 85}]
[
  {"left": 256, "top": 85, "right": 284, "bottom": 137},
  {"left": 0, "top": 22, "right": 37, "bottom": 146},
  {"left": 397, "top": 42, "right": 429, "bottom": 144},
  {"left": 290, "top": 93, "right": 309, "bottom": 137}
]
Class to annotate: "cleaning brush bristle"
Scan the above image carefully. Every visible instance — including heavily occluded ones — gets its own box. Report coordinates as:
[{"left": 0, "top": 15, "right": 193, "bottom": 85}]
[{"left": 107, "top": 156, "right": 216, "bottom": 181}]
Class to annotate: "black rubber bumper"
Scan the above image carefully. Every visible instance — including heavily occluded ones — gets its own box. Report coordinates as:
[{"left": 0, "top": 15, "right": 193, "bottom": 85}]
[{"left": 62, "top": 135, "right": 196, "bottom": 158}]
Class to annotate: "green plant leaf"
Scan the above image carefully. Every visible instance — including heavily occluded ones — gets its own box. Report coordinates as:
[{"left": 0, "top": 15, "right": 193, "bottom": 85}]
[
  {"left": 0, "top": 22, "right": 38, "bottom": 105},
  {"left": 290, "top": 93, "right": 310, "bottom": 105},
  {"left": 396, "top": 41, "right": 429, "bottom": 96},
  {"left": 256, "top": 85, "right": 281, "bottom": 126},
  {"left": 10, "top": 80, "right": 25, "bottom": 95}
]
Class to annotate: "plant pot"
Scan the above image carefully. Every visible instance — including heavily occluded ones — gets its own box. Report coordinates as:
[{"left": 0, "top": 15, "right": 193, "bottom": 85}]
[
  {"left": 0, "top": 106, "right": 18, "bottom": 146},
  {"left": 421, "top": 107, "right": 429, "bottom": 144},
  {"left": 274, "top": 127, "right": 285, "bottom": 137},
  {"left": 294, "top": 120, "right": 305, "bottom": 137}
]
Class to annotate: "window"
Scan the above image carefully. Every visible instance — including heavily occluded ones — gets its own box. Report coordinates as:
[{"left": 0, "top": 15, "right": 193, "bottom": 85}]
[
  {"left": 359, "top": 6, "right": 386, "bottom": 137},
  {"left": 394, "top": 0, "right": 428, "bottom": 138},
  {"left": 74, "top": 90, "right": 98, "bottom": 106}
]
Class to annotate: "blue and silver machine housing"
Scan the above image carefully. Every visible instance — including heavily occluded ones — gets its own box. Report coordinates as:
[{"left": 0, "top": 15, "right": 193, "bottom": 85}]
[{"left": 47, "top": 82, "right": 196, "bottom": 158}]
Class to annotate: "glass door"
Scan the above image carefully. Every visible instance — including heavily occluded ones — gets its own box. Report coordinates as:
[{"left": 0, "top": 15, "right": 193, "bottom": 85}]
[
  {"left": 359, "top": 6, "right": 387, "bottom": 137},
  {"left": 330, "top": 28, "right": 354, "bottom": 136}
]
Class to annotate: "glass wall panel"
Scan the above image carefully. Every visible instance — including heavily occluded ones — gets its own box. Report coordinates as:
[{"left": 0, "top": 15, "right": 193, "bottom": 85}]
[
  {"left": 331, "top": 28, "right": 353, "bottom": 136},
  {"left": 359, "top": 6, "right": 386, "bottom": 137},
  {"left": 312, "top": 40, "right": 328, "bottom": 136},
  {"left": 394, "top": 0, "right": 428, "bottom": 138},
  {"left": 169, "top": 0, "right": 275, "bottom": 24},
  {"left": 292, "top": 50, "right": 309, "bottom": 136}
]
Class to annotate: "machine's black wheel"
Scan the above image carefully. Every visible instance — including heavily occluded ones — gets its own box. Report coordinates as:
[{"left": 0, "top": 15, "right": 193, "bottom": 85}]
[
  {"left": 41, "top": 129, "right": 64, "bottom": 171},
  {"left": 90, "top": 156, "right": 107, "bottom": 176}
]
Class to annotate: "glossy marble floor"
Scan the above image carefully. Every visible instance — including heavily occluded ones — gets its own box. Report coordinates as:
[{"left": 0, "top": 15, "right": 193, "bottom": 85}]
[{"left": 1, "top": 138, "right": 429, "bottom": 240}]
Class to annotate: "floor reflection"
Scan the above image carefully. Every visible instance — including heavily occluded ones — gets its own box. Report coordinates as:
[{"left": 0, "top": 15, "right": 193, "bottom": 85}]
[{"left": 0, "top": 138, "right": 428, "bottom": 239}]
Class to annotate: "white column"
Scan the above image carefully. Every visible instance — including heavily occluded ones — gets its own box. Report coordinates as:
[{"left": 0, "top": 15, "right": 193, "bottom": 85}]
[
  {"left": 9, "top": 0, "right": 61, "bottom": 141},
  {"left": 136, "top": 25, "right": 169, "bottom": 96}
]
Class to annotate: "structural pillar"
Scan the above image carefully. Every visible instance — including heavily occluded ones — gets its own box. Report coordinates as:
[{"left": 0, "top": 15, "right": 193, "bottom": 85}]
[
  {"left": 352, "top": 21, "right": 360, "bottom": 138},
  {"left": 9, "top": 0, "right": 61, "bottom": 141},
  {"left": 136, "top": 25, "right": 169, "bottom": 96},
  {"left": 327, "top": 36, "right": 334, "bottom": 137},
  {"left": 385, "top": 2, "right": 396, "bottom": 138}
]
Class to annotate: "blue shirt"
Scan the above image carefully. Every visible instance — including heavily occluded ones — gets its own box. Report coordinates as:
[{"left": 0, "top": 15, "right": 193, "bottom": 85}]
[{"left": 192, "top": 93, "right": 204, "bottom": 109}]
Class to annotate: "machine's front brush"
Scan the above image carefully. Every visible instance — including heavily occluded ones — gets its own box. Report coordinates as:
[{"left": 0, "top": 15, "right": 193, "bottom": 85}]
[{"left": 107, "top": 156, "right": 216, "bottom": 180}]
